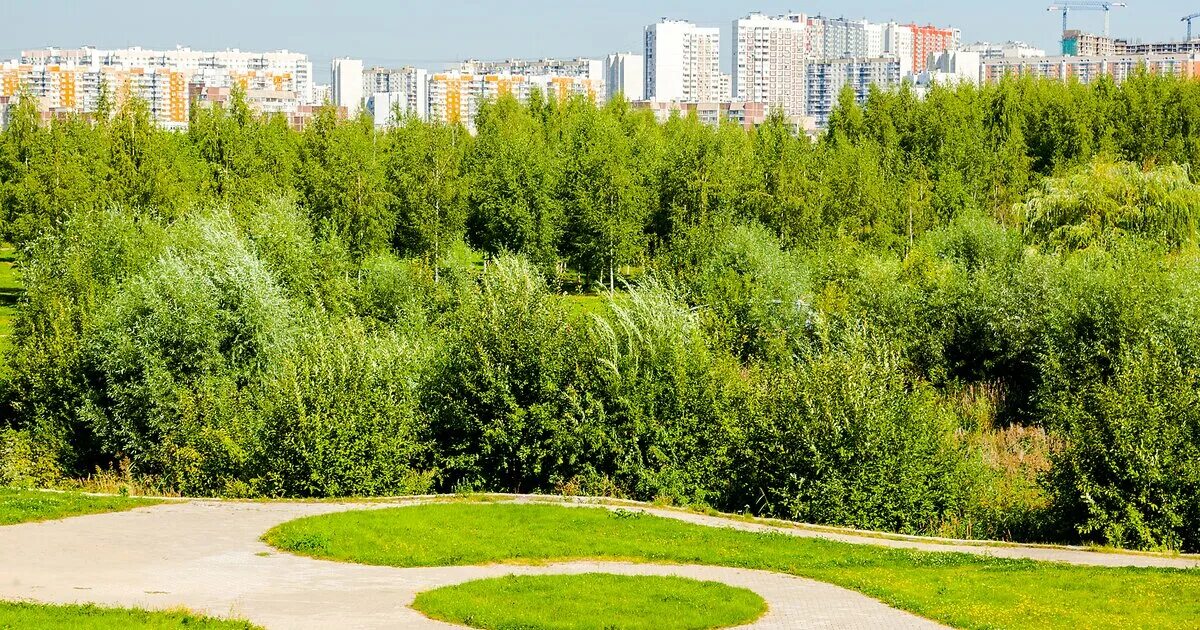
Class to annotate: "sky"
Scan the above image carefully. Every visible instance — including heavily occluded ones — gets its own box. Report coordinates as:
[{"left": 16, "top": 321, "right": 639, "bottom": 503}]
[{"left": 2, "top": 0, "right": 1199, "bottom": 81}]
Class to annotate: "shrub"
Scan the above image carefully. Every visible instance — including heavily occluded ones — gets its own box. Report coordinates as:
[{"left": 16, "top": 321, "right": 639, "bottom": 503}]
[
  {"left": 423, "top": 255, "right": 597, "bottom": 493},
  {"left": 731, "top": 332, "right": 967, "bottom": 535},
  {"left": 1045, "top": 338, "right": 1200, "bottom": 551}
]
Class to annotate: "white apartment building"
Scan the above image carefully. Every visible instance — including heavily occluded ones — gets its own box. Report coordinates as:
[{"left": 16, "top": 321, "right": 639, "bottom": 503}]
[
  {"left": 605, "top": 52, "right": 645, "bottom": 101},
  {"left": 331, "top": 58, "right": 364, "bottom": 117},
  {"left": 644, "top": 19, "right": 722, "bottom": 102},
  {"left": 427, "top": 72, "right": 601, "bottom": 130},
  {"left": 17, "top": 46, "right": 314, "bottom": 103},
  {"left": 312, "top": 84, "right": 331, "bottom": 105},
  {"left": 806, "top": 56, "right": 902, "bottom": 126},
  {"left": 1, "top": 46, "right": 315, "bottom": 128},
  {"left": 983, "top": 53, "right": 1200, "bottom": 85},
  {"left": 459, "top": 58, "right": 604, "bottom": 84},
  {"left": 364, "top": 66, "right": 428, "bottom": 126},
  {"left": 884, "top": 23, "right": 916, "bottom": 76},
  {"left": 961, "top": 41, "right": 1047, "bottom": 60},
  {"left": 922, "top": 50, "right": 983, "bottom": 86},
  {"left": 733, "top": 13, "right": 809, "bottom": 117},
  {"left": 820, "top": 18, "right": 874, "bottom": 58}
]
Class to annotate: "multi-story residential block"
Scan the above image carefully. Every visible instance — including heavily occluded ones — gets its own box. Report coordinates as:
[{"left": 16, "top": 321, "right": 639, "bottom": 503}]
[
  {"left": 331, "top": 58, "right": 364, "bottom": 118},
  {"left": 644, "top": 19, "right": 722, "bottom": 102},
  {"left": 363, "top": 66, "right": 428, "bottom": 126},
  {"left": 883, "top": 23, "right": 916, "bottom": 75},
  {"left": 922, "top": 50, "right": 983, "bottom": 85},
  {"left": 0, "top": 46, "right": 316, "bottom": 129},
  {"left": 961, "top": 41, "right": 1046, "bottom": 60},
  {"left": 983, "top": 53, "right": 1200, "bottom": 84},
  {"left": 732, "top": 13, "right": 809, "bottom": 117},
  {"left": 632, "top": 99, "right": 787, "bottom": 131},
  {"left": 908, "top": 24, "right": 961, "bottom": 73},
  {"left": 1062, "top": 31, "right": 1121, "bottom": 57},
  {"left": 312, "top": 84, "right": 331, "bottom": 105},
  {"left": 605, "top": 52, "right": 645, "bottom": 101},
  {"left": 819, "top": 18, "right": 875, "bottom": 58},
  {"left": 1061, "top": 31, "right": 1200, "bottom": 58},
  {"left": 806, "top": 56, "right": 902, "bottom": 126},
  {"left": 427, "top": 71, "right": 601, "bottom": 130},
  {"left": 459, "top": 57, "right": 604, "bottom": 84}
]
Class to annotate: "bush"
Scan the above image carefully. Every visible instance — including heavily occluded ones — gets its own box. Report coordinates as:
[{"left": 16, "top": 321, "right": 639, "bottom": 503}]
[
  {"left": 730, "top": 332, "right": 967, "bottom": 534},
  {"left": 0, "top": 428, "right": 61, "bottom": 488},
  {"left": 249, "top": 318, "right": 433, "bottom": 497},
  {"left": 1046, "top": 339, "right": 1200, "bottom": 551},
  {"left": 423, "top": 255, "right": 596, "bottom": 493},
  {"left": 588, "top": 278, "right": 746, "bottom": 505}
]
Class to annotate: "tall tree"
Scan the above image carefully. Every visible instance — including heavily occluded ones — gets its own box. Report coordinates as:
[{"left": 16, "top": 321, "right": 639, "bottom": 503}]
[{"left": 386, "top": 115, "right": 469, "bottom": 280}]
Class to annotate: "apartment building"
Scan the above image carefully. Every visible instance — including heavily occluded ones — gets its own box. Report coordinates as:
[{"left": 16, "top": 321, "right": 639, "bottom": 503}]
[
  {"left": 331, "top": 58, "right": 364, "bottom": 118},
  {"left": 961, "top": 41, "right": 1046, "bottom": 60},
  {"left": 460, "top": 57, "right": 603, "bottom": 84},
  {"left": 606, "top": 52, "right": 645, "bottom": 101},
  {"left": 806, "top": 56, "right": 902, "bottom": 126},
  {"left": 922, "top": 50, "right": 983, "bottom": 85},
  {"left": 732, "top": 13, "right": 809, "bottom": 117},
  {"left": 364, "top": 66, "right": 428, "bottom": 126},
  {"left": 1062, "top": 31, "right": 1200, "bottom": 58},
  {"left": 883, "top": 23, "right": 916, "bottom": 75},
  {"left": 908, "top": 24, "right": 961, "bottom": 73},
  {"left": 427, "top": 71, "right": 600, "bottom": 130},
  {"left": 0, "top": 46, "right": 316, "bottom": 128},
  {"left": 644, "top": 19, "right": 722, "bottom": 102},
  {"left": 983, "top": 53, "right": 1200, "bottom": 85}
]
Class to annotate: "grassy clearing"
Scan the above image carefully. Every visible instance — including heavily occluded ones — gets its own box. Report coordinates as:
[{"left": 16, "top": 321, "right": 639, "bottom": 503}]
[
  {"left": 0, "top": 244, "right": 20, "bottom": 353},
  {"left": 265, "top": 503, "right": 1200, "bottom": 630},
  {"left": 0, "top": 488, "right": 162, "bottom": 526},
  {"left": 0, "top": 601, "right": 259, "bottom": 629},
  {"left": 412, "top": 573, "right": 766, "bottom": 630}
]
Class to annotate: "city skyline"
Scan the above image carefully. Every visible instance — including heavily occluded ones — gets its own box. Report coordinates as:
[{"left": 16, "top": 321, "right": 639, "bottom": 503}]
[{"left": 3, "top": 0, "right": 1200, "bottom": 81}]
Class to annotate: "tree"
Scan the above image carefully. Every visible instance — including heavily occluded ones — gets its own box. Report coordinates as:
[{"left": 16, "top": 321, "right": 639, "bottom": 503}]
[
  {"left": 386, "top": 115, "right": 469, "bottom": 280},
  {"left": 297, "top": 107, "right": 390, "bottom": 259},
  {"left": 466, "top": 96, "right": 562, "bottom": 270},
  {"left": 561, "top": 101, "right": 650, "bottom": 290}
]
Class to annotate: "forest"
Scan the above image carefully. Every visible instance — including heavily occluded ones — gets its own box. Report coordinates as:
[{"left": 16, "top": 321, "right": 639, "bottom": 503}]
[{"left": 1, "top": 74, "right": 1199, "bottom": 552}]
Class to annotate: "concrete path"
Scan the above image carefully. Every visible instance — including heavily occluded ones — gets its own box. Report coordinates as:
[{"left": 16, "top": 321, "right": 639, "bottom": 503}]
[
  {"left": 1, "top": 495, "right": 1196, "bottom": 628},
  {"left": 548, "top": 498, "right": 1200, "bottom": 570},
  {"left": 0, "top": 500, "right": 944, "bottom": 629}
]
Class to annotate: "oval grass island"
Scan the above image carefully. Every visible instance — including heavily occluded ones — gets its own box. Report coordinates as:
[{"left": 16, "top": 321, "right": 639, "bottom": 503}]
[{"left": 411, "top": 573, "right": 766, "bottom": 630}]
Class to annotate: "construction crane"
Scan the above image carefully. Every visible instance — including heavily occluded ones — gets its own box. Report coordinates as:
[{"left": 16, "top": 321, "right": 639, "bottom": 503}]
[
  {"left": 1184, "top": 12, "right": 1200, "bottom": 41},
  {"left": 1047, "top": 2, "right": 1127, "bottom": 38}
]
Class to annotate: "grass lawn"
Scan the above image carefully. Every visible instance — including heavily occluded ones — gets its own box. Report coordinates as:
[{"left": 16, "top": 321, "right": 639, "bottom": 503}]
[
  {"left": 0, "top": 488, "right": 163, "bottom": 526},
  {"left": 412, "top": 573, "right": 766, "bottom": 630},
  {"left": 0, "top": 601, "right": 259, "bottom": 629},
  {"left": 265, "top": 503, "right": 1200, "bottom": 630},
  {"left": 0, "top": 244, "right": 21, "bottom": 354}
]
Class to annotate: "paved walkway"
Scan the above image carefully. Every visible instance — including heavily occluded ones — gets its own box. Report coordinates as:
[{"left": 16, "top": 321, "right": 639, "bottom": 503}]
[
  {"left": 541, "top": 498, "right": 1200, "bottom": 569},
  {"left": 0, "top": 496, "right": 1195, "bottom": 628}
]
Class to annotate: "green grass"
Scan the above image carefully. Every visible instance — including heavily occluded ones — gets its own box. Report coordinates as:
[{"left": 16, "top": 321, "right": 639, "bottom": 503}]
[
  {"left": 0, "top": 488, "right": 163, "bottom": 526},
  {"left": 0, "top": 244, "right": 21, "bottom": 354},
  {"left": 412, "top": 573, "right": 766, "bottom": 630},
  {"left": 264, "top": 503, "right": 1200, "bottom": 630},
  {"left": 0, "top": 601, "right": 259, "bottom": 629}
]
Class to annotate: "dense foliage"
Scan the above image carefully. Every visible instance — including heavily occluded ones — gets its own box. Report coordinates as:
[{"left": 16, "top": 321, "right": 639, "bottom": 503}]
[{"left": 3, "top": 74, "right": 1200, "bottom": 551}]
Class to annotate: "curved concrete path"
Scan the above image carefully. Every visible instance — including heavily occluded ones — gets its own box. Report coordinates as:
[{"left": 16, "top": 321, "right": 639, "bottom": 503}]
[
  {"left": 0, "top": 500, "right": 944, "bottom": 629},
  {"left": 0, "top": 496, "right": 1195, "bottom": 628}
]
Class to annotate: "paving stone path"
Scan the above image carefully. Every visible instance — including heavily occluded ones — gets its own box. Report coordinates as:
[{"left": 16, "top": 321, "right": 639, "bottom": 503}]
[{"left": 0, "top": 496, "right": 1195, "bottom": 629}]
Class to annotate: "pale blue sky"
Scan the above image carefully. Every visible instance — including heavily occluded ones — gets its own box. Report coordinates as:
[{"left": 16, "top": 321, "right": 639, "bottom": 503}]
[{"left": 1, "top": 1, "right": 1197, "bottom": 80}]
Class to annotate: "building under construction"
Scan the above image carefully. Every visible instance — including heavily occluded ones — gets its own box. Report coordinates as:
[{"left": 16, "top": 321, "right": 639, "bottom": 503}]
[{"left": 1063, "top": 30, "right": 1200, "bottom": 57}]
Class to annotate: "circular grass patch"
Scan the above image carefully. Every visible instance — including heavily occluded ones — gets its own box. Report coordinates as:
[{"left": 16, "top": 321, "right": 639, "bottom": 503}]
[{"left": 411, "top": 573, "right": 767, "bottom": 630}]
